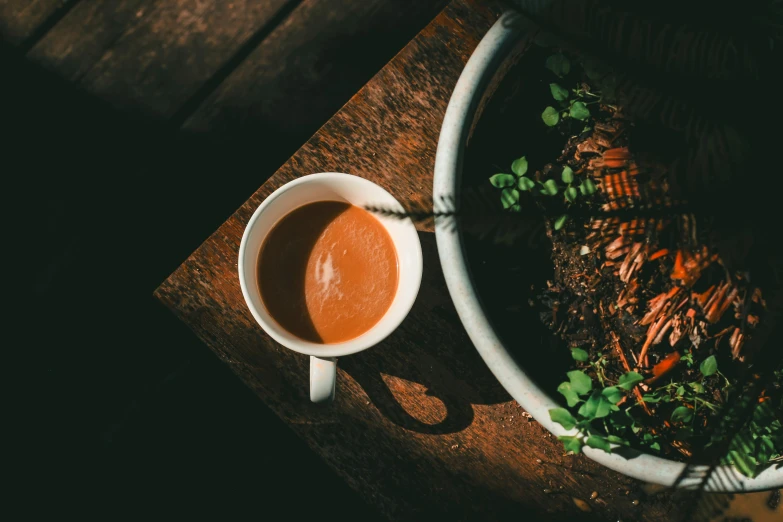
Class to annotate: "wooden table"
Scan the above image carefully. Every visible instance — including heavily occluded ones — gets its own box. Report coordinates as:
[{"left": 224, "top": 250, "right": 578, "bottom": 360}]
[
  {"left": 5, "top": 0, "right": 776, "bottom": 519},
  {"left": 150, "top": 1, "right": 692, "bottom": 520}
]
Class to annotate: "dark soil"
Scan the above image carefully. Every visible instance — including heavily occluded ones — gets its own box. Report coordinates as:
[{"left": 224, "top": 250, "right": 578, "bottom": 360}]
[{"left": 460, "top": 43, "right": 571, "bottom": 394}]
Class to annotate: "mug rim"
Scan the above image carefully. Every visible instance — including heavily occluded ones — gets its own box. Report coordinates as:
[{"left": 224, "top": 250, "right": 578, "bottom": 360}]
[{"left": 238, "top": 172, "right": 423, "bottom": 357}]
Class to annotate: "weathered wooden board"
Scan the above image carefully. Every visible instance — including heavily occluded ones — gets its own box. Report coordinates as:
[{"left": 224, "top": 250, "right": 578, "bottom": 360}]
[
  {"left": 26, "top": 0, "right": 156, "bottom": 81},
  {"left": 183, "top": 0, "right": 450, "bottom": 136},
  {"left": 180, "top": 0, "right": 450, "bottom": 181},
  {"left": 154, "top": 1, "right": 685, "bottom": 520},
  {"left": 28, "top": 0, "right": 291, "bottom": 118},
  {"left": 24, "top": 0, "right": 449, "bottom": 174},
  {"left": 0, "top": 0, "right": 72, "bottom": 46}
]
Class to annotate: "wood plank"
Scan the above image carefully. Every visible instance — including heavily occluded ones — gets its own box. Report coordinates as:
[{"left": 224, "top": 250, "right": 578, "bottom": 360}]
[
  {"left": 28, "top": 0, "right": 291, "bottom": 118},
  {"left": 22, "top": 0, "right": 450, "bottom": 192},
  {"left": 26, "top": 0, "right": 154, "bottom": 81},
  {"left": 155, "top": 1, "right": 685, "bottom": 519},
  {"left": 181, "top": 0, "right": 450, "bottom": 173},
  {"left": 0, "top": 0, "right": 72, "bottom": 46}
]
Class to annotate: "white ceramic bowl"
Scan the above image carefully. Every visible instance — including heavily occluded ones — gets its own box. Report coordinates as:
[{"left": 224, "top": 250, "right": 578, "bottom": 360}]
[{"left": 433, "top": 12, "right": 783, "bottom": 491}]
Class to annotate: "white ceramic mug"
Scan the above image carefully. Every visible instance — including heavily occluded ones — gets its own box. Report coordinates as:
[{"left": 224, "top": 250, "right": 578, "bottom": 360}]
[{"left": 238, "top": 173, "right": 423, "bottom": 403}]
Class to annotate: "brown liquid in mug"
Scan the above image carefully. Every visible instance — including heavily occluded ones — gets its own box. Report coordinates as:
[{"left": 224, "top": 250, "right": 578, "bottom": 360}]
[{"left": 257, "top": 201, "right": 399, "bottom": 343}]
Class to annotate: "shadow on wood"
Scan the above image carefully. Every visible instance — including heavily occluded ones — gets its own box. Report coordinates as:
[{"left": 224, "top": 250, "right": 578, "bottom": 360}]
[{"left": 342, "top": 232, "right": 512, "bottom": 435}]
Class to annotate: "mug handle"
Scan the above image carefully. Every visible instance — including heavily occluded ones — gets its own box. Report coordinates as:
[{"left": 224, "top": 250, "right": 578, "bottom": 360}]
[{"left": 310, "top": 356, "right": 337, "bottom": 403}]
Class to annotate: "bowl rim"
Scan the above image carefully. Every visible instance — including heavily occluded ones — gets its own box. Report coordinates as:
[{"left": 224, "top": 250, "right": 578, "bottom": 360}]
[{"left": 432, "top": 10, "right": 783, "bottom": 491}]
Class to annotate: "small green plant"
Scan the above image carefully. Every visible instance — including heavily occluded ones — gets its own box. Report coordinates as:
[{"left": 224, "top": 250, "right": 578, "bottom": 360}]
[
  {"left": 539, "top": 165, "right": 597, "bottom": 230},
  {"left": 489, "top": 157, "right": 598, "bottom": 229},
  {"left": 549, "top": 348, "right": 644, "bottom": 454},
  {"left": 489, "top": 52, "right": 606, "bottom": 230},
  {"left": 703, "top": 367, "right": 783, "bottom": 478},
  {"left": 552, "top": 350, "right": 782, "bottom": 473},
  {"left": 540, "top": 52, "right": 617, "bottom": 131},
  {"left": 489, "top": 155, "right": 532, "bottom": 211},
  {"left": 723, "top": 393, "right": 783, "bottom": 477},
  {"left": 642, "top": 355, "right": 727, "bottom": 424}
]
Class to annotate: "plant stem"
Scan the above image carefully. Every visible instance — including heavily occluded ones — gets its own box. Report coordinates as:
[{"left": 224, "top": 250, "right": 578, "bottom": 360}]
[{"left": 592, "top": 361, "right": 605, "bottom": 386}]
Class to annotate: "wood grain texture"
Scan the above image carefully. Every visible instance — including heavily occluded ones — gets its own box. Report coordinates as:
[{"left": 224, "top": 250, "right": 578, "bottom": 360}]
[
  {"left": 0, "top": 0, "right": 69, "bottom": 45},
  {"left": 28, "top": 0, "right": 290, "bottom": 118},
  {"left": 180, "top": 0, "right": 450, "bottom": 183},
  {"left": 155, "top": 1, "right": 684, "bottom": 520},
  {"left": 183, "top": 0, "right": 450, "bottom": 136},
  {"left": 26, "top": 0, "right": 155, "bottom": 81}
]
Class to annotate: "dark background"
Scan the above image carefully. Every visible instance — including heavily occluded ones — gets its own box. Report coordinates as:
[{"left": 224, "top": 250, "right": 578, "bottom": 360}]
[{"left": 5, "top": 2, "right": 450, "bottom": 517}]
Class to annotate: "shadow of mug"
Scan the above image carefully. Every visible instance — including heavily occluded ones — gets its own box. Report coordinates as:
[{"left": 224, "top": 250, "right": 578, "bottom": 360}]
[{"left": 341, "top": 231, "right": 512, "bottom": 434}]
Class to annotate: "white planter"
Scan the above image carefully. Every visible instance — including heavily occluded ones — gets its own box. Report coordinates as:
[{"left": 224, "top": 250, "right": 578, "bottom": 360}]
[{"left": 433, "top": 11, "right": 783, "bottom": 491}]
